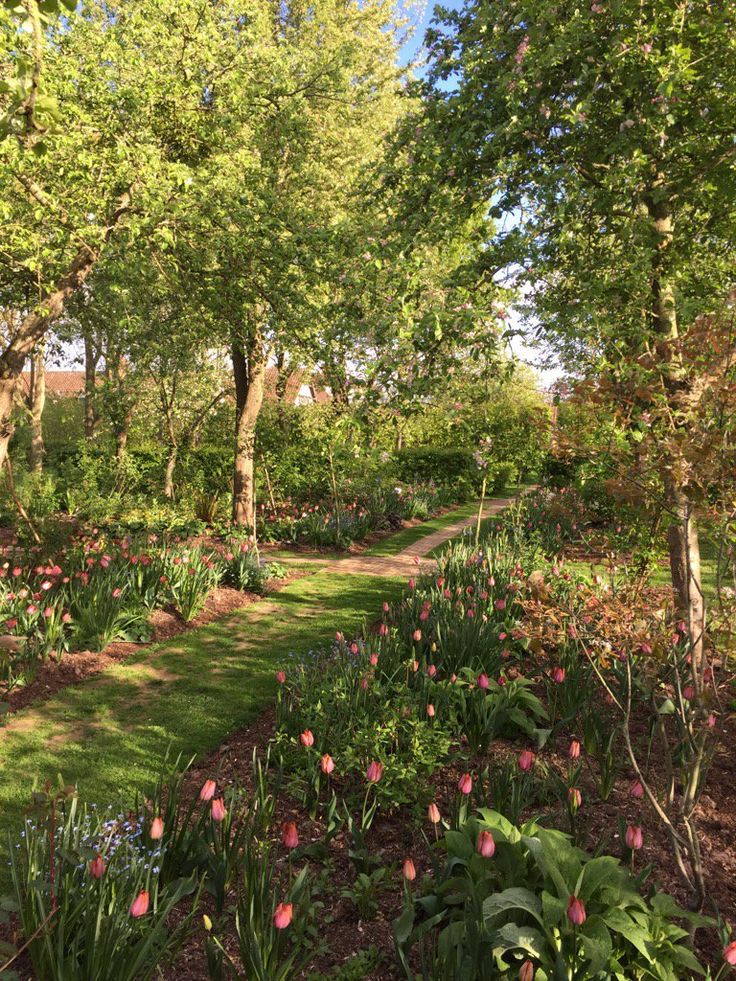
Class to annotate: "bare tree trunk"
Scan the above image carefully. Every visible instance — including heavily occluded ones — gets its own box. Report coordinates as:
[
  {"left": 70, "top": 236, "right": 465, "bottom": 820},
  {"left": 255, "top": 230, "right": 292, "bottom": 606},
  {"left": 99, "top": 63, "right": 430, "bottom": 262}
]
[
  {"left": 646, "top": 187, "right": 705, "bottom": 663},
  {"left": 0, "top": 372, "right": 18, "bottom": 474},
  {"left": 232, "top": 327, "right": 267, "bottom": 528},
  {"left": 27, "top": 344, "right": 46, "bottom": 472},
  {"left": 83, "top": 330, "right": 98, "bottom": 439},
  {"left": 0, "top": 186, "right": 133, "bottom": 472},
  {"left": 115, "top": 427, "right": 129, "bottom": 460},
  {"left": 164, "top": 444, "right": 178, "bottom": 499}
]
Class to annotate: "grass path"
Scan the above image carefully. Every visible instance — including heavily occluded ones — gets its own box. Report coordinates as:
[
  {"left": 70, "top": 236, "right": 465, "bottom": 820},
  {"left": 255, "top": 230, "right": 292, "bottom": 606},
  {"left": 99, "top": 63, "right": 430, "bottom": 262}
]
[
  {"left": 0, "top": 492, "right": 523, "bottom": 863},
  {"left": 0, "top": 572, "right": 404, "bottom": 855}
]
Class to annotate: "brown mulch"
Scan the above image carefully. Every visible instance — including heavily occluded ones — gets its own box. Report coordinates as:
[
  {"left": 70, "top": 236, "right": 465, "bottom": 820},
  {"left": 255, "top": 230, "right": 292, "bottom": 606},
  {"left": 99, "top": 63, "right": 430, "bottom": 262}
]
[{"left": 1, "top": 571, "right": 311, "bottom": 715}]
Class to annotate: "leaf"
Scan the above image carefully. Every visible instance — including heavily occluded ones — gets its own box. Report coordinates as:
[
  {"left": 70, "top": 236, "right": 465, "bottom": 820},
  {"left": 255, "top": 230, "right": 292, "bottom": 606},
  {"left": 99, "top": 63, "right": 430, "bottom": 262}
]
[
  {"left": 490, "top": 921, "right": 547, "bottom": 959},
  {"left": 578, "top": 855, "right": 622, "bottom": 902},
  {"left": 541, "top": 889, "right": 566, "bottom": 927},
  {"left": 579, "top": 914, "right": 613, "bottom": 974},
  {"left": 483, "top": 887, "right": 544, "bottom": 927}
]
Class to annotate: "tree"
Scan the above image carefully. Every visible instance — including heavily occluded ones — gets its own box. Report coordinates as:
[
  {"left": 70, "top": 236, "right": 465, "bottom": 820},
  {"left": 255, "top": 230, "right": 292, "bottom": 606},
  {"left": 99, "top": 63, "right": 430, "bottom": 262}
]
[
  {"left": 162, "top": 0, "right": 409, "bottom": 527},
  {"left": 0, "top": 0, "right": 263, "bottom": 472},
  {"left": 411, "top": 0, "right": 736, "bottom": 659}
]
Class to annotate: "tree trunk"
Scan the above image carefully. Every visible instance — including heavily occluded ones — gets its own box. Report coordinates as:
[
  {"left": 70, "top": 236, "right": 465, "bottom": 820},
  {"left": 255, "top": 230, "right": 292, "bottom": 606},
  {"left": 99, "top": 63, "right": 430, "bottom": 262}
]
[
  {"left": 83, "top": 330, "right": 98, "bottom": 439},
  {"left": 232, "top": 328, "right": 267, "bottom": 528},
  {"left": 0, "top": 372, "right": 18, "bottom": 474},
  {"left": 115, "top": 427, "right": 129, "bottom": 460},
  {"left": 646, "top": 186, "right": 705, "bottom": 662},
  {"left": 164, "top": 444, "right": 178, "bottom": 499},
  {"left": 28, "top": 344, "right": 46, "bottom": 472},
  {"left": 665, "top": 477, "right": 705, "bottom": 664}
]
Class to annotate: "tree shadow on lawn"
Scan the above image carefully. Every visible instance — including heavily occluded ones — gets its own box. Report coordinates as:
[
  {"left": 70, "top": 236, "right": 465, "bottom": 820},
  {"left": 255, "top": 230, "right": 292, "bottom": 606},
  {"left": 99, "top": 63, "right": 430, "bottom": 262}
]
[{"left": 0, "top": 572, "right": 405, "bottom": 872}]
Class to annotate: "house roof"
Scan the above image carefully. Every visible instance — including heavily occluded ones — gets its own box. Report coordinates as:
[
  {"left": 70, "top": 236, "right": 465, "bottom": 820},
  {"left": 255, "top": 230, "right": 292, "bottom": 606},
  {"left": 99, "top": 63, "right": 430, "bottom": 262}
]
[
  {"left": 20, "top": 371, "right": 86, "bottom": 398},
  {"left": 21, "top": 368, "right": 331, "bottom": 405}
]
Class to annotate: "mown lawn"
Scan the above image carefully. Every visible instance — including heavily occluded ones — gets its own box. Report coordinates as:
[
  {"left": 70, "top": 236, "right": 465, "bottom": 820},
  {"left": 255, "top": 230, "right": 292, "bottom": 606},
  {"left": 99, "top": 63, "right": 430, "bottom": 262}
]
[
  {"left": 0, "top": 571, "right": 404, "bottom": 868},
  {"left": 364, "top": 500, "right": 483, "bottom": 557}
]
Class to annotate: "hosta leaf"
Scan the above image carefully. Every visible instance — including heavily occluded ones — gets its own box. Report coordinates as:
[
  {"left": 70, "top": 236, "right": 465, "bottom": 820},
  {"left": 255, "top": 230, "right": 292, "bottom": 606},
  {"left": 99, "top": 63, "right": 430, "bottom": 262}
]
[
  {"left": 483, "top": 887, "right": 543, "bottom": 926},
  {"left": 490, "top": 921, "right": 547, "bottom": 959},
  {"left": 579, "top": 914, "right": 613, "bottom": 974}
]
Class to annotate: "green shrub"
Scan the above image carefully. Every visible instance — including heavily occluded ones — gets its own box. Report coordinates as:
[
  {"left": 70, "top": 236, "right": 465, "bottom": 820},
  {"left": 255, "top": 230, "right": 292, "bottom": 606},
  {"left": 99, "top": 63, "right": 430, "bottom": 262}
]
[{"left": 393, "top": 447, "right": 479, "bottom": 490}]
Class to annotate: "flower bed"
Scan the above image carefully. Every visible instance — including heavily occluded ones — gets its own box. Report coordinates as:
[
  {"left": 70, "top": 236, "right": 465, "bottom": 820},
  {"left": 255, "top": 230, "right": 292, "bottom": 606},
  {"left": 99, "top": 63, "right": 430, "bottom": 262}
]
[{"left": 3, "top": 493, "right": 735, "bottom": 979}]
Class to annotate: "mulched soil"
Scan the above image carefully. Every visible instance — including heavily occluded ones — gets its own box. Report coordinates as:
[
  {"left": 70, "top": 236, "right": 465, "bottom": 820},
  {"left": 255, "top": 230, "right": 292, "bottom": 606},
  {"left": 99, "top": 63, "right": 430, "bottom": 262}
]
[{"left": 0, "top": 571, "right": 310, "bottom": 715}]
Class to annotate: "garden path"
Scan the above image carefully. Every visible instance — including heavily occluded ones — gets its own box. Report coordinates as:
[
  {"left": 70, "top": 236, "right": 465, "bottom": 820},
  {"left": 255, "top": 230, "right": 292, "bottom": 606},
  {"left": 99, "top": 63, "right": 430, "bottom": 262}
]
[
  {"left": 0, "top": 494, "right": 520, "bottom": 866},
  {"left": 273, "top": 494, "right": 517, "bottom": 578}
]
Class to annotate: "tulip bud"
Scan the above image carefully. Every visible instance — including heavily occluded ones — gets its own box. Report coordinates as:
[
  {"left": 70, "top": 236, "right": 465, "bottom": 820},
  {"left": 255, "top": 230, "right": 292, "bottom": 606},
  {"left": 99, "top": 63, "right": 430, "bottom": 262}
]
[
  {"left": 458, "top": 773, "right": 473, "bottom": 795},
  {"left": 723, "top": 941, "right": 736, "bottom": 966},
  {"left": 568, "top": 787, "right": 582, "bottom": 810},
  {"left": 426, "top": 704, "right": 435, "bottom": 718},
  {"left": 300, "top": 729, "right": 314, "bottom": 747},
  {"left": 477, "top": 673, "right": 490, "bottom": 689},
  {"left": 89, "top": 854, "right": 106, "bottom": 879},
  {"left": 366, "top": 761, "right": 384, "bottom": 783},
  {"left": 150, "top": 816, "right": 164, "bottom": 840},
  {"left": 281, "top": 821, "right": 299, "bottom": 850},
  {"left": 518, "top": 750, "right": 535, "bottom": 772},
  {"left": 625, "top": 825, "right": 643, "bottom": 850},
  {"left": 402, "top": 858, "right": 416, "bottom": 881},
  {"left": 276, "top": 670, "right": 286, "bottom": 684},
  {"left": 567, "top": 895, "right": 586, "bottom": 925},
  {"left": 273, "top": 902, "right": 293, "bottom": 929},
  {"left": 427, "top": 803, "right": 441, "bottom": 824},
  {"left": 320, "top": 753, "right": 335, "bottom": 774},
  {"left": 519, "top": 961, "right": 535, "bottom": 981},
  {"left": 629, "top": 779, "right": 644, "bottom": 799},
  {"left": 130, "top": 890, "right": 150, "bottom": 918},
  {"left": 552, "top": 666, "right": 565, "bottom": 683},
  {"left": 211, "top": 798, "right": 227, "bottom": 822},
  {"left": 476, "top": 830, "right": 495, "bottom": 858},
  {"left": 568, "top": 740, "right": 581, "bottom": 760},
  {"left": 199, "top": 779, "right": 216, "bottom": 801}
]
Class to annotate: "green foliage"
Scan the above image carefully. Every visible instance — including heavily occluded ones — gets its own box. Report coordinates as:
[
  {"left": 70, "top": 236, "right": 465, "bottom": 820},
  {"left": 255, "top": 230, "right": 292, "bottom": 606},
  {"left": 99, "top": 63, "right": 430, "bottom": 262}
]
[
  {"left": 394, "top": 447, "right": 478, "bottom": 491},
  {"left": 394, "top": 810, "right": 708, "bottom": 980},
  {"left": 8, "top": 789, "right": 198, "bottom": 981}
]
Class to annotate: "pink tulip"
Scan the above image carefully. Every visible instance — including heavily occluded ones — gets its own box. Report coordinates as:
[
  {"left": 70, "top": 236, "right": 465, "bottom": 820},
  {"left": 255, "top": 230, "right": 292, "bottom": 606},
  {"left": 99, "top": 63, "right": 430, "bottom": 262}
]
[
  {"left": 276, "top": 670, "right": 286, "bottom": 684},
  {"left": 476, "top": 830, "right": 495, "bottom": 858},
  {"left": 320, "top": 753, "right": 335, "bottom": 774},
  {"left": 567, "top": 895, "right": 586, "bottom": 925},
  {"left": 89, "top": 855, "right": 106, "bottom": 879},
  {"left": 494, "top": 599, "right": 506, "bottom": 610},
  {"left": 130, "top": 890, "right": 150, "bottom": 918},
  {"left": 402, "top": 858, "right": 416, "bottom": 881},
  {"left": 629, "top": 779, "right": 644, "bottom": 799},
  {"left": 724, "top": 941, "right": 736, "bottom": 966},
  {"left": 273, "top": 902, "right": 293, "bottom": 929},
  {"left": 551, "top": 666, "right": 566, "bottom": 684},
  {"left": 519, "top": 961, "right": 535, "bottom": 981},
  {"left": 426, "top": 704, "right": 435, "bottom": 718},
  {"left": 568, "top": 787, "right": 582, "bottom": 810},
  {"left": 625, "top": 825, "right": 643, "bottom": 850},
  {"left": 427, "top": 664, "right": 437, "bottom": 678},
  {"left": 412, "top": 629, "right": 422, "bottom": 642},
  {"left": 427, "top": 803, "right": 441, "bottom": 824},
  {"left": 518, "top": 750, "right": 535, "bottom": 772},
  {"left": 199, "top": 779, "right": 216, "bottom": 801},
  {"left": 281, "top": 821, "right": 299, "bottom": 849},
  {"left": 568, "top": 740, "right": 581, "bottom": 760},
  {"left": 458, "top": 773, "right": 473, "bottom": 795},
  {"left": 211, "top": 798, "right": 227, "bottom": 822},
  {"left": 300, "top": 730, "right": 314, "bottom": 747},
  {"left": 477, "top": 673, "right": 489, "bottom": 689},
  {"left": 150, "top": 816, "right": 164, "bottom": 840},
  {"left": 366, "top": 761, "right": 384, "bottom": 783}
]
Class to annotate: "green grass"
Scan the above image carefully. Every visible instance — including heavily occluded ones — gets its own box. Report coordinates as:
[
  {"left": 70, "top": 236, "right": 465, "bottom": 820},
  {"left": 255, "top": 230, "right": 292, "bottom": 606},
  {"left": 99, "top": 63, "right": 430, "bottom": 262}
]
[
  {"left": 363, "top": 500, "right": 483, "bottom": 557},
  {"left": 0, "top": 571, "right": 404, "bottom": 869},
  {"left": 428, "top": 484, "right": 528, "bottom": 558}
]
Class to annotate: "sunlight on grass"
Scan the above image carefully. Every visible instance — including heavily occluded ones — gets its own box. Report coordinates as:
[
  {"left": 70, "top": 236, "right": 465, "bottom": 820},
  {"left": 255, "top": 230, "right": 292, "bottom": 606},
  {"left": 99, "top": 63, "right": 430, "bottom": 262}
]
[{"left": 0, "top": 572, "right": 405, "bottom": 872}]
